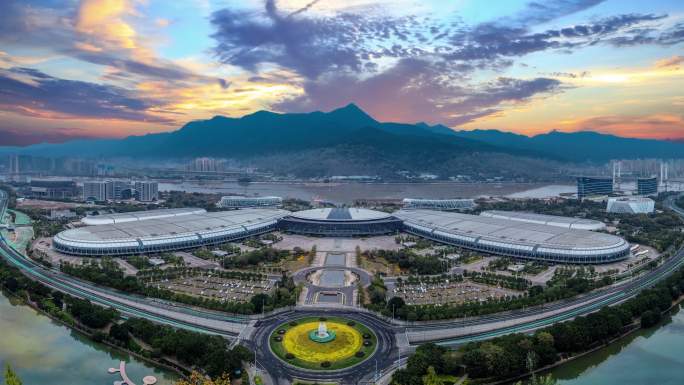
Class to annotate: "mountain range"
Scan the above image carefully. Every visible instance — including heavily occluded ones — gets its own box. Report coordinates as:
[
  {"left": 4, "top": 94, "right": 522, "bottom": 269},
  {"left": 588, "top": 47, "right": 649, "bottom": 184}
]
[{"left": 2, "top": 104, "right": 683, "bottom": 178}]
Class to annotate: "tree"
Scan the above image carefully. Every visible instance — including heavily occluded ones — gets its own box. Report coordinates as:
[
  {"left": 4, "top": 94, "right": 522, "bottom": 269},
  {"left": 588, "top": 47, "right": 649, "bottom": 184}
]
[
  {"left": 422, "top": 366, "right": 444, "bottom": 385},
  {"left": 173, "top": 371, "right": 231, "bottom": 385},
  {"left": 4, "top": 364, "right": 22, "bottom": 385}
]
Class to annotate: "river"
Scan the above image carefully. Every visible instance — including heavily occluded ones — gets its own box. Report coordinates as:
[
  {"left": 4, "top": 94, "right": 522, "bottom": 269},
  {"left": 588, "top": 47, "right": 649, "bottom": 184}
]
[
  {"left": 542, "top": 305, "right": 684, "bottom": 385},
  {"left": 0, "top": 292, "right": 179, "bottom": 385},
  {"left": 157, "top": 181, "right": 566, "bottom": 204}
]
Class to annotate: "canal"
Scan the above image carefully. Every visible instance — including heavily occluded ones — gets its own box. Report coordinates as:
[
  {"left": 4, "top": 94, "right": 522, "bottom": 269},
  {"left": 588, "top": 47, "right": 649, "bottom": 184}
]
[
  {"left": 543, "top": 305, "right": 684, "bottom": 385},
  {"left": 0, "top": 292, "right": 179, "bottom": 385}
]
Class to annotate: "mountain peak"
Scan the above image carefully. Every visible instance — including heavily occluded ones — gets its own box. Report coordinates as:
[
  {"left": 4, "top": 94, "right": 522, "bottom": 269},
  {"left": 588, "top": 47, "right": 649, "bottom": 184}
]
[{"left": 325, "top": 103, "right": 377, "bottom": 126}]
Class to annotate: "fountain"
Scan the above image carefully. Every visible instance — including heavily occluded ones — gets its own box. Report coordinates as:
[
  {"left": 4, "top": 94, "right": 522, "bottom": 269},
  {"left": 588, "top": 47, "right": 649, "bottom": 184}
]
[{"left": 309, "top": 321, "right": 336, "bottom": 343}]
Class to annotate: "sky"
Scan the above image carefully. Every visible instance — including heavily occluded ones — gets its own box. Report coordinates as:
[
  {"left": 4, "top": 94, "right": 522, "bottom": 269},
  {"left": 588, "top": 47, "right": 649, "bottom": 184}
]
[{"left": 0, "top": 0, "right": 683, "bottom": 146}]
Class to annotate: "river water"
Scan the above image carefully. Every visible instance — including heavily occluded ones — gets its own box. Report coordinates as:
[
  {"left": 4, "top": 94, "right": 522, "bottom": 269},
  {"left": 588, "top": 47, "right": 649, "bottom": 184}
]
[
  {"left": 157, "top": 181, "right": 558, "bottom": 204},
  {"left": 0, "top": 293, "right": 178, "bottom": 385},
  {"left": 543, "top": 305, "right": 684, "bottom": 385}
]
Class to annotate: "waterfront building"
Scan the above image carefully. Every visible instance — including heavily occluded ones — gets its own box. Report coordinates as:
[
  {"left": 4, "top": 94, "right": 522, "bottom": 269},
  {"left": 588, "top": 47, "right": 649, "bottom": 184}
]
[
  {"left": 217, "top": 196, "right": 282, "bottom": 209},
  {"left": 83, "top": 181, "right": 107, "bottom": 202},
  {"left": 637, "top": 177, "right": 658, "bottom": 196},
  {"left": 134, "top": 181, "right": 158, "bottom": 202},
  {"left": 577, "top": 177, "right": 613, "bottom": 199},
  {"left": 402, "top": 198, "right": 476, "bottom": 211}
]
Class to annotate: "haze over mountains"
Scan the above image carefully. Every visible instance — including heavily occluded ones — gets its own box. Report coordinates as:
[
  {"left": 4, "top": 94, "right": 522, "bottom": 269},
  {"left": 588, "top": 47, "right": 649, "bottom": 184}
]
[{"left": 3, "top": 104, "right": 684, "bottom": 178}]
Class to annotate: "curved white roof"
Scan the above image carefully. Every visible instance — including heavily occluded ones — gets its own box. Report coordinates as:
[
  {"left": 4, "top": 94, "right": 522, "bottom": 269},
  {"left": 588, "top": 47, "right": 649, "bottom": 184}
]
[
  {"left": 54, "top": 209, "right": 290, "bottom": 255},
  {"left": 479, "top": 210, "right": 606, "bottom": 231},
  {"left": 82, "top": 208, "right": 206, "bottom": 226},
  {"left": 395, "top": 209, "right": 628, "bottom": 262},
  {"left": 289, "top": 207, "right": 392, "bottom": 221}
]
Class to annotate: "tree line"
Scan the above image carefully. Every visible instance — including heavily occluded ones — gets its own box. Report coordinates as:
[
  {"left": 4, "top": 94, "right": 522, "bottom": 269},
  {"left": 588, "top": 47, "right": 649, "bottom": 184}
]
[
  {"left": 0, "top": 257, "right": 251, "bottom": 381},
  {"left": 393, "top": 263, "right": 684, "bottom": 383}
]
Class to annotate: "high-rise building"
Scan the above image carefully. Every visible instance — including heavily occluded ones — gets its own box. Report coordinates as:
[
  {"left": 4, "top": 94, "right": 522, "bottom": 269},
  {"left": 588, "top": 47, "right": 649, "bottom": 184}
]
[
  {"left": 105, "top": 180, "right": 130, "bottom": 200},
  {"left": 135, "top": 181, "right": 158, "bottom": 202},
  {"left": 83, "top": 181, "right": 107, "bottom": 201},
  {"left": 637, "top": 177, "right": 658, "bottom": 196},
  {"left": 577, "top": 177, "right": 613, "bottom": 199},
  {"left": 8, "top": 155, "right": 20, "bottom": 174}
]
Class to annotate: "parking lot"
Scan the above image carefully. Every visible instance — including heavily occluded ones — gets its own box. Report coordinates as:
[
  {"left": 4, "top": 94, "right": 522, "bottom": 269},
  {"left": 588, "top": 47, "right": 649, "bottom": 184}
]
[
  {"left": 391, "top": 280, "right": 521, "bottom": 306},
  {"left": 147, "top": 275, "right": 275, "bottom": 303}
]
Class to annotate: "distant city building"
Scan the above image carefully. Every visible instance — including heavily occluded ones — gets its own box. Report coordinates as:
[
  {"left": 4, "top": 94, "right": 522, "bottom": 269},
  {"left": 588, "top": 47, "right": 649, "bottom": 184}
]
[
  {"left": 606, "top": 197, "right": 655, "bottom": 214},
  {"left": 48, "top": 209, "right": 77, "bottom": 220},
  {"left": 187, "top": 157, "right": 226, "bottom": 172},
  {"left": 8, "top": 155, "right": 20, "bottom": 174},
  {"left": 637, "top": 177, "right": 658, "bottom": 196},
  {"left": 402, "top": 198, "right": 476, "bottom": 211},
  {"left": 83, "top": 181, "right": 108, "bottom": 202},
  {"left": 106, "top": 180, "right": 131, "bottom": 200},
  {"left": 135, "top": 181, "right": 158, "bottom": 202},
  {"left": 217, "top": 196, "right": 282, "bottom": 209},
  {"left": 577, "top": 177, "right": 613, "bottom": 199},
  {"left": 29, "top": 179, "right": 77, "bottom": 199}
]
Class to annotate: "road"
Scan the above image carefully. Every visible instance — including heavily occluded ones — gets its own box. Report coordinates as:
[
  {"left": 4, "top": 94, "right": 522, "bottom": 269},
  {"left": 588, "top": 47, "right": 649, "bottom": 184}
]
[
  {"left": 0, "top": 190, "right": 248, "bottom": 338},
  {"left": 401, "top": 193, "right": 684, "bottom": 346},
  {"left": 2, "top": 188, "right": 684, "bottom": 383}
]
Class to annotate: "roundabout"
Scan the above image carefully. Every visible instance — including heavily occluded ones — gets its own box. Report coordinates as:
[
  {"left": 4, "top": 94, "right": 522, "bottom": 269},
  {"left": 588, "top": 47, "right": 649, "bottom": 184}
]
[{"left": 269, "top": 316, "right": 377, "bottom": 371}]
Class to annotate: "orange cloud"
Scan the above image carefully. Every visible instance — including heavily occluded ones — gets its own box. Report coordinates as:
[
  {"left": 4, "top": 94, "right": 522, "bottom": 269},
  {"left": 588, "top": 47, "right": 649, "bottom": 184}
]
[
  {"left": 655, "top": 55, "right": 684, "bottom": 69},
  {"left": 559, "top": 114, "right": 684, "bottom": 140},
  {"left": 75, "top": 0, "right": 138, "bottom": 50}
]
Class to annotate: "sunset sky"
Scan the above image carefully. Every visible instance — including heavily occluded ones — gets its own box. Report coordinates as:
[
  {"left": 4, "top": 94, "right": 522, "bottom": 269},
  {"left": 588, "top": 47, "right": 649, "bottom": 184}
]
[{"left": 1, "top": 0, "right": 683, "bottom": 146}]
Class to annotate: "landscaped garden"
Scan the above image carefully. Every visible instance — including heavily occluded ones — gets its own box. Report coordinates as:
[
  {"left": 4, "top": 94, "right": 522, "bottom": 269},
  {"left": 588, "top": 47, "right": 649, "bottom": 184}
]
[{"left": 269, "top": 316, "right": 377, "bottom": 370}]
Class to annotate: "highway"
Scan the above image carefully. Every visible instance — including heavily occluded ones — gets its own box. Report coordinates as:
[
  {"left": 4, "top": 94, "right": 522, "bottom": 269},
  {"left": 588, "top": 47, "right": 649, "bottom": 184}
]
[
  {"left": 403, "top": 193, "right": 684, "bottom": 346},
  {"left": 0, "top": 190, "right": 248, "bottom": 338},
  {"left": 2, "top": 187, "right": 684, "bottom": 384}
]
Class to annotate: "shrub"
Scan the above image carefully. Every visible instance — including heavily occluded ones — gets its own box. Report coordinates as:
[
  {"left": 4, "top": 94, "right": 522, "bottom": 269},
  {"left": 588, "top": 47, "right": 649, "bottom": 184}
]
[
  {"left": 321, "top": 361, "right": 331, "bottom": 368},
  {"left": 355, "top": 351, "right": 365, "bottom": 358},
  {"left": 347, "top": 321, "right": 356, "bottom": 326},
  {"left": 285, "top": 353, "right": 295, "bottom": 359}
]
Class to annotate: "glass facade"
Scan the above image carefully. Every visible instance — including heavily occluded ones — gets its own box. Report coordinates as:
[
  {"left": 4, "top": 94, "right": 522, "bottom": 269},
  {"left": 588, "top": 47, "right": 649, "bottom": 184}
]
[
  {"left": 637, "top": 177, "right": 658, "bottom": 196},
  {"left": 577, "top": 177, "right": 613, "bottom": 199}
]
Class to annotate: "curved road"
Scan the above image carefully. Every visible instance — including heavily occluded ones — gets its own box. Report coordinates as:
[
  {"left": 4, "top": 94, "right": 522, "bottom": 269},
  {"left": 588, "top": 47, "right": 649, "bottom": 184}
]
[
  {"left": 2, "top": 189, "right": 684, "bottom": 383},
  {"left": 0, "top": 190, "right": 248, "bottom": 338}
]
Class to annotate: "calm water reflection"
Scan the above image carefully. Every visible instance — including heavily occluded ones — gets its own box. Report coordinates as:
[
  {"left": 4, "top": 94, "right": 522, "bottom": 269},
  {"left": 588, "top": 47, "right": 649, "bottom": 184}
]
[
  {"left": 0, "top": 293, "right": 178, "bottom": 385},
  {"left": 543, "top": 305, "right": 684, "bottom": 385}
]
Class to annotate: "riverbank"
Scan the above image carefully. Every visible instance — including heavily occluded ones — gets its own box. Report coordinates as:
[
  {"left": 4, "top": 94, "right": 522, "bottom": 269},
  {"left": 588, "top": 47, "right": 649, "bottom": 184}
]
[
  {"left": 490, "top": 293, "right": 684, "bottom": 385},
  {"left": 0, "top": 286, "right": 186, "bottom": 381},
  {"left": 0, "top": 290, "right": 179, "bottom": 385}
]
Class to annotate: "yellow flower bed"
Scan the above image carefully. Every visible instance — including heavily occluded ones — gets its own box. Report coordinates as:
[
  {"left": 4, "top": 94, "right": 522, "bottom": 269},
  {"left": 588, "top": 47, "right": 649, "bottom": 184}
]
[{"left": 282, "top": 321, "right": 362, "bottom": 363}]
